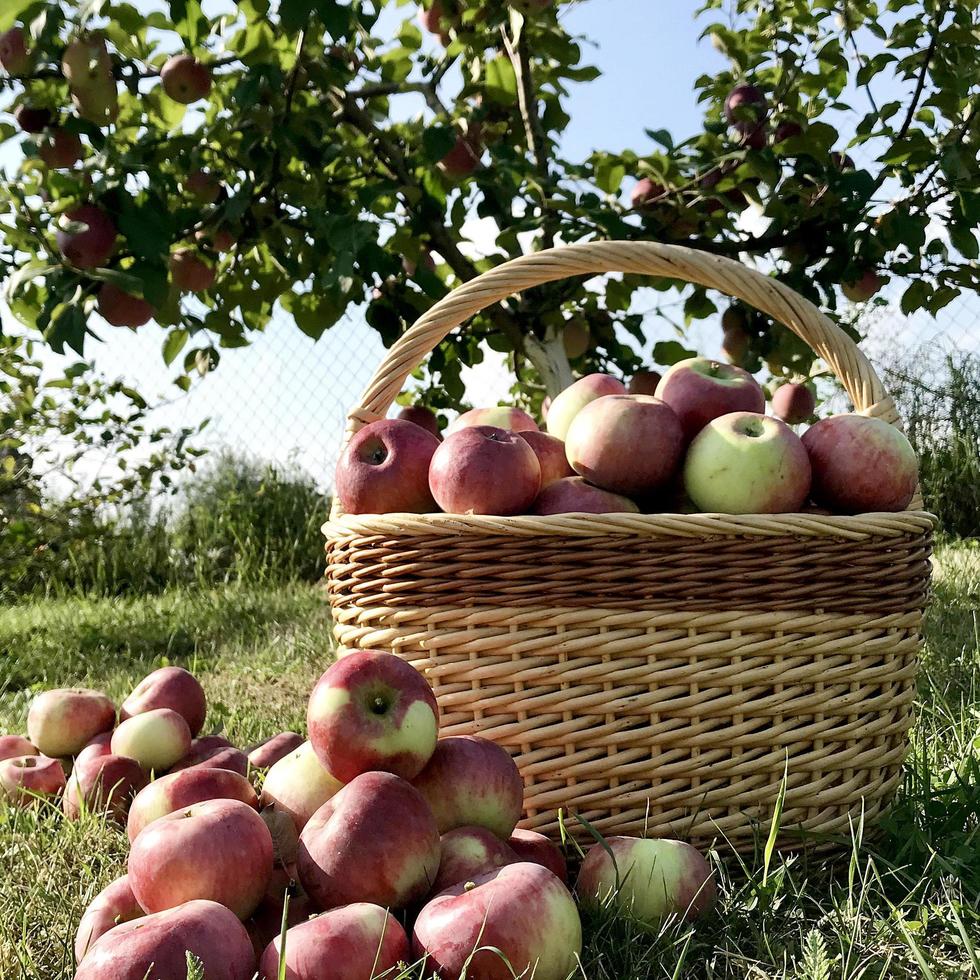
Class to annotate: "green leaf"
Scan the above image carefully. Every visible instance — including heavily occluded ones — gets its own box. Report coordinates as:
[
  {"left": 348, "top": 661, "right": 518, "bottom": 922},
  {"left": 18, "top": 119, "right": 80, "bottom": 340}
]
[
  {"left": 0, "top": 0, "right": 36, "bottom": 32},
  {"left": 162, "top": 329, "right": 189, "bottom": 366},
  {"left": 485, "top": 55, "right": 517, "bottom": 105},
  {"left": 594, "top": 158, "right": 625, "bottom": 195},
  {"left": 421, "top": 126, "right": 457, "bottom": 164},
  {"left": 950, "top": 226, "right": 979, "bottom": 261},
  {"left": 186, "top": 951, "right": 205, "bottom": 980},
  {"left": 762, "top": 756, "right": 788, "bottom": 888},
  {"left": 900, "top": 280, "right": 930, "bottom": 316},
  {"left": 652, "top": 340, "right": 696, "bottom": 365}
]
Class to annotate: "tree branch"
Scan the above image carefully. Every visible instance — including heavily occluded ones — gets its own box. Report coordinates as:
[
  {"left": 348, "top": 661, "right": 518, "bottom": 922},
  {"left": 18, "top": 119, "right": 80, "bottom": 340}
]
[{"left": 896, "top": 8, "right": 942, "bottom": 141}]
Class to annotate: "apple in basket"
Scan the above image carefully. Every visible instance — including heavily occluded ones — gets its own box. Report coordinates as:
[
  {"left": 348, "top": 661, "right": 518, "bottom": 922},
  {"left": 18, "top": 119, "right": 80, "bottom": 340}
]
[
  {"left": 518, "top": 430, "right": 576, "bottom": 488},
  {"left": 532, "top": 476, "right": 639, "bottom": 515},
  {"left": 448, "top": 405, "right": 539, "bottom": 434},
  {"left": 546, "top": 373, "right": 626, "bottom": 440}
]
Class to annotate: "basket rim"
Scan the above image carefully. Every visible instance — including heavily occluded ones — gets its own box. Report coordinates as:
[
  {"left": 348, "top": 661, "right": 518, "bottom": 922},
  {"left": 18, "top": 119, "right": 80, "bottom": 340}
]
[{"left": 324, "top": 509, "right": 936, "bottom": 541}]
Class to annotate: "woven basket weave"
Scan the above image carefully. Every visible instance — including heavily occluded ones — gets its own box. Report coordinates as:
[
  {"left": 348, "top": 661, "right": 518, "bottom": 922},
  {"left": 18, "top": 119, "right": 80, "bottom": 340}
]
[{"left": 324, "top": 242, "right": 934, "bottom": 850}]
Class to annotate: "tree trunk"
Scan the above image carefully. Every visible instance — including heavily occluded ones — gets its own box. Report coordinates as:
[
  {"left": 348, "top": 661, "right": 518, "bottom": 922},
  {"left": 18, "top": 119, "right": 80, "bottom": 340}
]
[{"left": 524, "top": 330, "right": 574, "bottom": 398}]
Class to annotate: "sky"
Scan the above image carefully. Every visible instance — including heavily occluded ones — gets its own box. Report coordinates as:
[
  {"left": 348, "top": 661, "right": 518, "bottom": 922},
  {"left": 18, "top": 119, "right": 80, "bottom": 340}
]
[{"left": 3, "top": 1, "right": 976, "bottom": 491}]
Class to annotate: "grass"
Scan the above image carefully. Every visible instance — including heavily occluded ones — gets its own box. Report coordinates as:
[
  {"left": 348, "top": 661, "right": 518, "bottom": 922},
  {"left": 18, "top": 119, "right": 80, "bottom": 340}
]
[{"left": 1, "top": 542, "right": 978, "bottom": 979}]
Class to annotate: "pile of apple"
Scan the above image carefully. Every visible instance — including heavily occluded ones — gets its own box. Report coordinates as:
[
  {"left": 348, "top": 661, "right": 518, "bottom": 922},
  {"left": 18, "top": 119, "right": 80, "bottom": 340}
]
[
  {"left": 1, "top": 654, "right": 717, "bottom": 979},
  {"left": 338, "top": 358, "right": 919, "bottom": 518}
]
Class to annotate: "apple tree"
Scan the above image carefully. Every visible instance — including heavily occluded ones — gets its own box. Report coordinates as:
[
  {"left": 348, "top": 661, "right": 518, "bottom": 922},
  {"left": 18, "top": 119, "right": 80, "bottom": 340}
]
[{"left": 1, "top": 0, "right": 978, "bottom": 414}]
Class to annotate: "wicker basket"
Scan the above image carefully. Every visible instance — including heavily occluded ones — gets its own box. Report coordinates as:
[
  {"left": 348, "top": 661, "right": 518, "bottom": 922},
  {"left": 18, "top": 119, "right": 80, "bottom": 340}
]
[{"left": 323, "top": 241, "right": 934, "bottom": 851}]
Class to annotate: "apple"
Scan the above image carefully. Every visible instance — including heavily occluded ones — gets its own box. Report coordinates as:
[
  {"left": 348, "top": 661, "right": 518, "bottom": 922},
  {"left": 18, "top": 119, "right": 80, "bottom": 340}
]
[
  {"left": 413, "top": 863, "right": 582, "bottom": 980},
  {"left": 655, "top": 357, "right": 766, "bottom": 441},
  {"left": 683, "top": 412, "right": 811, "bottom": 514},
  {"left": 130, "top": 798, "right": 273, "bottom": 919},
  {"left": 247, "top": 731, "right": 304, "bottom": 770},
  {"left": 631, "top": 177, "right": 665, "bottom": 210},
  {"left": 439, "top": 132, "right": 481, "bottom": 179},
  {"left": 576, "top": 836, "right": 716, "bottom": 924},
  {"left": 63, "top": 753, "right": 147, "bottom": 823},
  {"left": 627, "top": 370, "right": 663, "bottom": 396},
  {"left": 75, "top": 731, "right": 114, "bottom": 766},
  {"left": 246, "top": 888, "right": 313, "bottom": 962},
  {"left": 170, "top": 248, "right": 216, "bottom": 292},
  {"left": 74, "top": 875, "right": 144, "bottom": 965},
  {"left": 397, "top": 404, "right": 442, "bottom": 438},
  {"left": 0, "top": 734, "right": 37, "bottom": 762},
  {"left": 802, "top": 414, "right": 918, "bottom": 513},
  {"left": 186, "top": 169, "right": 221, "bottom": 204},
  {"left": 419, "top": 0, "right": 450, "bottom": 40},
  {"left": 546, "top": 373, "right": 626, "bottom": 440},
  {"left": 171, "top": 740, "right": 248, "bottom": 777},
  {"left": 842, "top": 269, "right": 883, "bottom": 302},
  {"left": 0, "top": 27, "right": 31, "bottom": 74},
  {"left": 27, "top": 687, "right": 115, "bottom": 758},
  {"left": 0, "top": 755, "right": 66, "bottom": 805},
  {"left": 55, "top": 205, "right": 117, "bottom": 269},
  {"left": 120, "top": 665, "right": 208, "bottom": 735},
  {"left": 308, "top": 650, "right": 439, "bottom": 784},
  {"left": 74, "top": 900, "right": 255, "bottom": 980},
  {"left": 258, "top": 902, "right": 409, "bottom": 980},
  {"left": 412, "top": 736, "right": 523, "bottom": 838},
  {"left": 97, "top": 283, "right": 154, "bottom": 328},
  {"left": 428, "top": 426, "right": 541, "bottom": 516},
  {"left": 771, "top": 382, "right": 816, "bottom": 424},
  {"left": 725, "top": 83, "right": 768, "bottom": 147},
  {"left": 14, "top": 104, "right": 53, "bottom": 133},
  {"left": 563, "top": 319, "right": 591, "bottom": 359},
  {"left": 335, "top": 418, "right": 440, "bottom": 514},
  {"left": 128, "top": 766, "right": 258, "bottom": 842},
  {"left": 774, "top": 119, "right": 804, "bottom": 143},
  {"left": 62, "top": 35, "right": 118, "bottom": 125},
  {"left": 197, "top": 227, "right": 237, "bottom": 252},
  {"left": 161, "top": 54, "right": 212, "bottom": 104},
  {"left": 297, "top": 771, "right": 441, "bottom": 911},
  {"left": 447, "top": 406, "right": 539, "bottom": 435},
  {"left": 260, "top": 739, "right": 344, "bottom": 832},
  {"left": 508, "top": 828, "right": 568, "bottom": 883},
  {"left": 432, "top": 826, "right": 519, "bottom": 893},
  {"left": 518, "top": 430, "right": 575, "bottom": 488},
  {"left": 111, "top": 708, "right": 192, "bottom": 772},
  {"left": 722, "top": 325, "right": 751, "bottom": 367},
  {"left": 565, "top": 394, "right": 684, "bottom": 497},
  {"left": 532, "top": 476, "right": 640, "bottom": 515},
  {"left": 38, "top": 128, "right": 83, "bottom": 168}
]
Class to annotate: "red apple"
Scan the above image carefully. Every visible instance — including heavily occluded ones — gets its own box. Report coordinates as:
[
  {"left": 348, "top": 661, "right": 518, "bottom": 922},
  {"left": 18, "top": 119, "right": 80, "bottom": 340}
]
[
  {"left": 55, "top": 205, "right": 117, "bottom": 269},
  {"left": 120, "top": 666, "right": 207, "bottom": 736},
  {"left": 0, "top": 27, "right": 31, "bottom": 74},
  {"left": 508, "top": 828, "right": 568, "bottom": 883},
  {"left": 683, "top": 411, "right": 811, "bottom": 514},
  {"left": 774, "top": 119, "right": 804, "bottom": 143},
  {"left": 0, "top": 755, "right": 66, "bottom": 805},
  {"left": 0, "top": 734, "right": 37, "bottom": 762},
  {"left": 63, "top": 753, "right": 147, "bottom": 823},
  {"left": 75, "top": 732, "right": 114, "bottom": 766},
  {"left": 532, "top": 476, "right": 640, "bottom": 515},
  {"left": 128, "top": 766, "right": 258, "bottom": 842},
  {"left": 725, "top": 83, "right": 768, "bottom": 146},
  {"left": 419, "top": 1, "right": 449, "bottom": 38},
  {"left": 447, "top": 406, "right": 539, "bottom": 434},
  {"left": 335, "top": 418, "right": 440, "bottom": 514},
  {"left": 27, "top": 688, "right": 115, "bottom": 758},
  {"left": 246, "top": 888, "right": 313, "bottom": 962},
  {"left": 577, "top": 836, "right": 716, "bottom": 924},
  {"left": 130, "top": 798, "right": 273, "bottom": 919},
  {"left": 413, "top": 863, "right": 582, "bottom": 980},
  {"left": 74, "top": 875, "right": 144, "bottom": 965},
  {"left": 397, "top": 404, "right": 442, "bottom": 439},
  {"left": 38, "top": 128, "right": 83, "bottom": 168},
  {"left": 185, "top": 168, "right": 221, "bottom": 204},
  {"left": 546, "top": 373, "right": 626, "bottom": 440},
  {"left": 258, "top": 902, "right": 409, "bottom": 980},
  {"left": 111, "top": 707, "right": 192, "bottom": 772},
  {"left": 655, "top": 356, "right": 766, "bottom": 441},
  {"left": 842, "top": 269, "right": 883, "bottom": 302},
  {"left": 432, "top": 826, "right": 519, "bottom": 894},
  {"left": 297, "top": 771, "right": 440, "bottom": 911},
  {"left": 428, "top": 425, "right": 541, "bottom": 516},
  {"left": 627, "top": 369, "right": 663, "bottom": 396},
  {"left": 631, "top": 176, "right": 665, "bottom": 210},
  {"left": 565, "top": 394, "right": 684, "bottom": 496},
  {"left": 563, "top": 319, "right": 591, "bottom": 359},
  {"left": 412, "top": 736, "right": 524, "bottom": 838},
  {"left": 248, "top": 732, "right": 304, "bottom": 770},
  {"left": 161, "top": 54, "right": 212, "bottom": 104},
  {"left": 170, "top": 248, "right": 216, "bottom": 292},
  {"left": 74, "top": 900, "right": 255, "bottom": 980},
  {"left": 171, "top": 742, "right": 248, "bottom": 777},
  {"left": 802, "top": 414, "right": 918, "bottom": 513},
  {"left": 308, "top": 650, "right": 439, "bottom": 784},
  {"left": 722, "top": 325, "right": 751, "bottom": 367},
  {"left": 97, "top": 283, "right": 154, "bottom": 328},
  {"left": 439, "top": 132, "right": 481, "bottom": 179},
  {"left": 517, "top": 430, "right": 575, "bottom": 488},
  {"left": 260, "top": 740, "right": 344, "bottom": 833},
  {"left": 14, "top": 104, "right": 53, "bottom": 133},
  {"left": 197, "top": 227, "right": 236, "bottom": 252},
  {"left": 771, "top": 382, "right": 816, "bottom": 424}
]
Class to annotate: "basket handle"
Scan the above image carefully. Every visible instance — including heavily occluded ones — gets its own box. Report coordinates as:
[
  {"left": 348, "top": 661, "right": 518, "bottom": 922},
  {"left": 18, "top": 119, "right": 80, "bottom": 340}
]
[{"left": 345, "top": 241, "right": 899, "bottom": 439}]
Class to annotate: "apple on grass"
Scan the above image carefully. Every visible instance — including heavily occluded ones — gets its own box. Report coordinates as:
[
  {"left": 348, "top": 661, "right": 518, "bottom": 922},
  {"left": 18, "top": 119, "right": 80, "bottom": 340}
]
[
  {"left": 127, "top": 766, "right": 258, "bottom": 842},
  {"left": 0, "top": 755, "right": 66, "bottom": 806},
  {"left": 655, "top": 357, "right": 766, "bottom": 442},
  {"left": 683, "top": 412, "right": 811, "bottom": 514},
  {"left": 532, "top": 476, "right": 640, "bottom": 516},
  {"left": 74, "top": 900, "right": 255, "bottom": 980},
  {"left": 432, "top": 826, "right": 519, "bottom": 894},
  {"left": 771, "top": 382, "right": 816, "bottom": 425},
  {"left": 172, "top": 744, "right": 248, "bottom": 777},
  {"left": 308, "top": 650, "right": 439, "bottom": 783},
  {"left": 120, "top": 666, "right": 207, "bottom": 735},
  {"left": 0, "top": 734, "right": 37, "bottom": 762},
  {"left": 508, "top": 828, "right": 568, "bottom": 883},
  {"left": 260, "top": 739, "right": 344, "bottom": 833},
  {"left": 129, "top": 798, "right": 273, "bottom": 919},
  {"left": 111, "top": 707, "right": 192, "bottom": 772},
  {"left": 75, "top": 732, "right": 113, "bottom": 766},
  {"left": 161, "top": 54, "right": 212, "bottom": 104},
  {"left": 55, "top": 205, "right": 117, "bottom": 269},
  {"left": 74, "top": 875, "right": 144, "bottom": 964},
  {"left": 518, "top": 430, "right": 575, "bottom": 488},
  {"left": 247, "top": 887, "right": 314, "bottom": 962},
  {"left": 447, "top": 406, "right": 538, "bottom": 435},
  {"left": 412, "top": 735, "right": 524, "bottom": 839},
  {"left": 297, "top": 771, "right": 440, "bottom": 911},
  {"left": 414, "top": 863, "right": 582, "bottom": 980},
  {"left": 247, "top": 731, "right": 304, "bottom": 770},
  {"left": 428, "top": 425, "right": 541, "bottom": 516},
  {"left": 802, "top": 414, "right": 918, "bottom": 513},
  {"left": 565, "top": 394, "right": 684, "bottom": 497},
  {"left": 27, "top": 688, "right": 115, "bottom": 758},
  {"left": 546, "top": 373, "right": 626, "bottom": 440},
  {"left": 259, "top": 902, "right": 409, "bottom": 980},
  {"left": 64, "top": 753, "right": 147, "bottom": 823},
  {"left": 335, "top": 418, "right": 440, "bottom": 514},
  {"left": 576, "top": 836, "right": 716, "bottom": 925}
]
